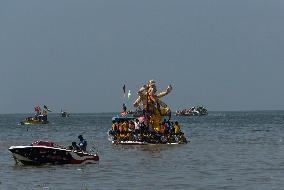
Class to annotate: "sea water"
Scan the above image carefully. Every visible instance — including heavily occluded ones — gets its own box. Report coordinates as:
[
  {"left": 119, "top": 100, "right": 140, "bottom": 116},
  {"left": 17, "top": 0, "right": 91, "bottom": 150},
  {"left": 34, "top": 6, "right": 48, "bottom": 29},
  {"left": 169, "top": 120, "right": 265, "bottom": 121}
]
[{"left": 0, "top": 111, "right": 283, "bottom": 190}]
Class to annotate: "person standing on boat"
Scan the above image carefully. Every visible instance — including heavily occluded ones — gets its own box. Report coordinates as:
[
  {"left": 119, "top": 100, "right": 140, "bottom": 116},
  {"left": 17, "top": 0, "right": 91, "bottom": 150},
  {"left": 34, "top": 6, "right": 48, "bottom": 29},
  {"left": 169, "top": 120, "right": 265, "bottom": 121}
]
[
  {"left": 78, "top": 135, "right": 87, "bottom": 152},
  {"left": 121, "top": 103, "right": 127, "bottom": 116},
  {"left": 122, "top": 103, "right": 127, "bottom": 113}
]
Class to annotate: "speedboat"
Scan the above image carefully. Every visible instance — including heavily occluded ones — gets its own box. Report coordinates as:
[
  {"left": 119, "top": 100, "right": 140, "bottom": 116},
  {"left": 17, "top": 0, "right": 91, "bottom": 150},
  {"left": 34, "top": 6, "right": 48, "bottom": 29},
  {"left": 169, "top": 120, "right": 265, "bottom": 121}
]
[{"left": 9, "top": 140, "right": 99, "bottom": 165}]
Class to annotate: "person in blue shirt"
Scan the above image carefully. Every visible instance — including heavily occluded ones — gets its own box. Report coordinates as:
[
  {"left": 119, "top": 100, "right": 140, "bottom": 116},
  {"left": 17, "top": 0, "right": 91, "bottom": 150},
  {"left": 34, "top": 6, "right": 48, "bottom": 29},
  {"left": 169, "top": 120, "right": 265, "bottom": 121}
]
[{"left": 78, "top": 135, "right": 87, "bottom": 152}]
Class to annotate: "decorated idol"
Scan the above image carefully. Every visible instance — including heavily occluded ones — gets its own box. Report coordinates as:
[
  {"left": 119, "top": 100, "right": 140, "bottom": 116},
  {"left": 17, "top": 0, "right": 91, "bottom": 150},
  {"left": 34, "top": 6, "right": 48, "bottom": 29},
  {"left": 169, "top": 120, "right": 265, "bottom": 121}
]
[{"left": 133, "top": 80, "right": 172, "bottom": 132}]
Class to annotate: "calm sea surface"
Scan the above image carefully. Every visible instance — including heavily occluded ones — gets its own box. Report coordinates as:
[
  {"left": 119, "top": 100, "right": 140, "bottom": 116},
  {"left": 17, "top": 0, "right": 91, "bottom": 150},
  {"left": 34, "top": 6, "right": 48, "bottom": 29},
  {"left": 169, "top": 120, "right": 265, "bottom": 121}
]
[{"left": 0, "top": 111, "right": 284, "bottom": 190}]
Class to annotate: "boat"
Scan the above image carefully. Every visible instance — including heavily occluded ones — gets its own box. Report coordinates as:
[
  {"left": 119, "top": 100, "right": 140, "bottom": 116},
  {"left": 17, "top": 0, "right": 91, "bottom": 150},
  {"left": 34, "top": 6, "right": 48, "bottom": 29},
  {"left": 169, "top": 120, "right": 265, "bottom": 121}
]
[
  {"left": 122, "top": 109, "right": 144, "bottom": 118},
  {"left": 9, "top": 140, "right": 99, "bottom": 165},
  {"left": 175, "top": 106, "right": 208, "bottom": 116},
  {"left": 20, "top": 105, "right": 50, "bottom": 125},
  {"left": 109, "top": 81, "right": 188, "bottom": 145},
  {"left": 61, "top": 111, "right": 70, "bottom": 118},
  {"left": 108, "top": 121, "right": 188, "bottom": 145},
  {"left": 112, "top": 116, "right": 136, "bottom": 123},
  {"left": 111, "top": 140, "right": 183, "bottom": 145},
  {"left": 20, "top": 115, "right": 49, "bottom": 125}
]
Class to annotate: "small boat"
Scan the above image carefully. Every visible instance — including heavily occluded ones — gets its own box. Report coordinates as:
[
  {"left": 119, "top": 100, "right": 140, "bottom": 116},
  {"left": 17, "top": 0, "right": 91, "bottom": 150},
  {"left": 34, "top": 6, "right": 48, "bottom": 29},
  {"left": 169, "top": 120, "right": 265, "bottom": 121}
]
[
  {"left": 20, "top": 105, "right": 51, "bottom": 125},
  {"left": 121, "top": 109, "right": 144, "bottom": 117},
  {"left": 9, "top": 140, "right": 99, "bottom": 165},
  {"left": 20, "top": 115, "right": 49, "bottom": 125},
  {"left": 175, "top": 106, "right": 208, "bottom": 116},
  {"left": 112, "top": 116, "right": 137, "bottom": 123},
  {"left": 61, "top": 111, "right": 70, "bottom": 118}
]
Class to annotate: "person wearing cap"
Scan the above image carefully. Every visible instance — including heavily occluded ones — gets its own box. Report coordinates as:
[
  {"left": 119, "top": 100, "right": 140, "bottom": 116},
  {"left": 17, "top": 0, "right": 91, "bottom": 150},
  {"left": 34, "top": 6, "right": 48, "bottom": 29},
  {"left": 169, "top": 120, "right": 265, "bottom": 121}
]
[{"left": 78, "top": 135, "right": 87, "bottom": 152}]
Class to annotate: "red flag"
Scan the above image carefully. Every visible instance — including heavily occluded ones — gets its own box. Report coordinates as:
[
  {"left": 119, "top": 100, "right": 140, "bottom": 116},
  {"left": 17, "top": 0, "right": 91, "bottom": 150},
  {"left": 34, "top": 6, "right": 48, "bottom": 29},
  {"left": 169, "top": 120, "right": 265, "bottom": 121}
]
[{"left": 34, "top": 106, "right": 41, "bottom": 113}]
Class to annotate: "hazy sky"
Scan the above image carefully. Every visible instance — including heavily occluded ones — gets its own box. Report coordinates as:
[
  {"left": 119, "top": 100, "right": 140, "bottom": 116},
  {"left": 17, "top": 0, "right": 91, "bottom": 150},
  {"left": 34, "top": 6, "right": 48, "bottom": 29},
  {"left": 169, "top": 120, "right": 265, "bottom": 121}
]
[{"left": 0, "top": 0, "right": 284, "bottom": 113}]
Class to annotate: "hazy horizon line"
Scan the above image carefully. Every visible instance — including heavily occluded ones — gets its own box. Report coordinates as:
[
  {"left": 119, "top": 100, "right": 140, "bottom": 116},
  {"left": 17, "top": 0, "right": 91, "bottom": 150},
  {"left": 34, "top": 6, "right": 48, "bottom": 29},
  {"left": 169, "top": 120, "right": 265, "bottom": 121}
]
[{"left": 1, "top": 109, "right": 284, "bottom": 115}]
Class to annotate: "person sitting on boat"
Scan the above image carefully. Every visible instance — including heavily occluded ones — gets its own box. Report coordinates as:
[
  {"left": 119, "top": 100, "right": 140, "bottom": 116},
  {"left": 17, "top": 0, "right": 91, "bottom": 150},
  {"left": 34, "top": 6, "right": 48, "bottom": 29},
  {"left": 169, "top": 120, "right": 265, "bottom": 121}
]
[
  {"left": 26, "top": 117, "right": 34, "bottom": 121},
  {"left": 121, "top": 103, "right": 128, "bottom": 116},
  {"left": 122, "top": 121, "right": 129, "bottom": 132},
  {"left": 173, "top": 121, "right": 181, "bottom": 135},
  {"left": 161, "top": 119, "right": 168, "bottom": 134},
  {"left": 111, "top": 122, "right": 119, "bottom": 135},
  {"left": 160, "top": 123, "right": 166, "bottom": 134},
  {"left": 70, "top": 141, "right": 80, "bottom": 151},
  {"left": 134, "top": 119, "right": 140, "bottom": 134},
  {"left": 167, "top": 121, "right": 174, "bottom": 134},
  {"left": 139, "top": 121, "right": 147, "bottom": 134},
  {"left": 41, "top": 110, "right": 48, "bottom": 121},
  {"left": 128, "top": 120, "right": 135, "bottom": 132},
  {"left": 78, "top": 135, "right": 87, "bottom": 152}
]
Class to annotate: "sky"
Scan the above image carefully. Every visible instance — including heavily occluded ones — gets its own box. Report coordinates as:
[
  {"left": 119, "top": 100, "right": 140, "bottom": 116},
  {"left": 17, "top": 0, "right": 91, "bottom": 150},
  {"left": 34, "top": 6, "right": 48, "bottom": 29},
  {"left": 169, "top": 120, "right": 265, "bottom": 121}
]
[{"left": 0, "top": 0, "right": 284, "bottom": 113}]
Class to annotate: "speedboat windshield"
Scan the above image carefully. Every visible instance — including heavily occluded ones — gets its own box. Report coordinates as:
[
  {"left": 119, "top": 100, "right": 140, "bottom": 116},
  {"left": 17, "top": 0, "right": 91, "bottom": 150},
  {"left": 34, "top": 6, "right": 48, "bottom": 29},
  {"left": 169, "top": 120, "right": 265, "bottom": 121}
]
[{"left": 31, "top": 141, "right": 63, "bottom": 148}]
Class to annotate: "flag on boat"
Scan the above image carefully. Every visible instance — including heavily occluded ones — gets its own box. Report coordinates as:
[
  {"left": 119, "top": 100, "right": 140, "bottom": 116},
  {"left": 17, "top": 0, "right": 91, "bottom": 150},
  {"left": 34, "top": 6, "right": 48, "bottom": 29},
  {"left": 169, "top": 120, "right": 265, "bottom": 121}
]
[
  {"left": 127, "top": 90, "right": 131, "bottom": 99},
  {"left": 34, "top": 106, "right": 41, "bottom": 113},
  {"left": 44, "top": 105, "right": 52, "bottom": 112},
  {"left": 123, "top": 84, "right": 126, "bottom": 97}
]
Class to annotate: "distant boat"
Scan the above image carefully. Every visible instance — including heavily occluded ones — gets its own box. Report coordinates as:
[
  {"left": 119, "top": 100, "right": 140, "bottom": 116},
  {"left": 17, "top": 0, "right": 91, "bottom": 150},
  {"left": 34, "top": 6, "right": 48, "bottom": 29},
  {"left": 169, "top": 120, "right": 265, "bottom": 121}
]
[
  {"left": 20, "top": 115, "right": 49, "bottom": 125},
  {"left": 175, "top": 105, "right": 208, "bottom": 116},
  {"left": 20, "top": 105, "right": 50, "bottom": 125},
  {"left": 61, "top": 109, "right": 70, "bottom": 117}
]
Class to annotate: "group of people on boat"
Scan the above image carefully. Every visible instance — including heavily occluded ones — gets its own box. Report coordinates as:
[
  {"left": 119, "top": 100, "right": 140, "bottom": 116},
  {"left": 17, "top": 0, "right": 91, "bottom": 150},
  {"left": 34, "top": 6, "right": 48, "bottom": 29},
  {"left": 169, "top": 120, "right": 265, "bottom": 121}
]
[
  {"left": 110, "top": 80, "right": 188, "bottom": 144},
  {"left": 24, "top": 105, "right": 49, "bottom": 123},
  {"left": 176, "top": 105, "right": 208, "bottom": 116},
  {"left": 109, "top": 118, "right": 187, "bottom": 144},
  {"left": 22, "top": 106, "right": 72, "bottom": 125}
]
